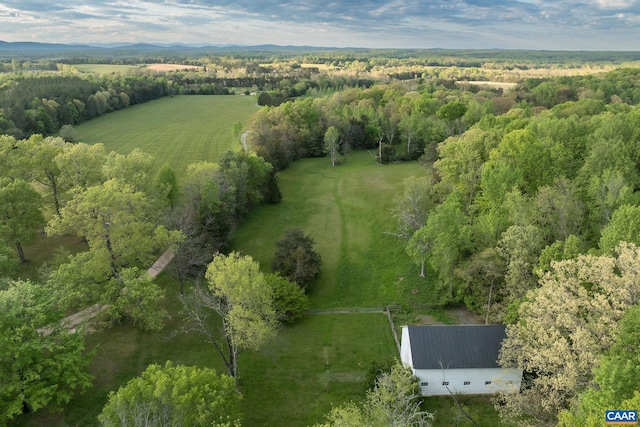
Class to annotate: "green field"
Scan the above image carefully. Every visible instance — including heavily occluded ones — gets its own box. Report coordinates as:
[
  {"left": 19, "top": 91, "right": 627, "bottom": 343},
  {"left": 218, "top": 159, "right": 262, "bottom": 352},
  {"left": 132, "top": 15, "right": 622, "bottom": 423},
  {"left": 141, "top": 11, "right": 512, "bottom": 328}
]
[
  {"left": 233, "top": 151, "right": 438, "bottom": 309},
  {"left": 17, "top": 97, "right": 502, "bottom": 426},
  {"left": 73, "top": 64, "right": 143, "bottom": 74},
  {"left": 74, "top": 95, "right": 260, "bottom": 176},
  {"left": 17, "top": 275, "right": 398, "bottom": 427}
]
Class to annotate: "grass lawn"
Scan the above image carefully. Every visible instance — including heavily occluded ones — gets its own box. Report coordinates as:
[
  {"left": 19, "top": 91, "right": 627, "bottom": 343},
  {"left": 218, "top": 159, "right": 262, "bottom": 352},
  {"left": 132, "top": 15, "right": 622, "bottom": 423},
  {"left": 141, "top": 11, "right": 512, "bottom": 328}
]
[
  {"left": 73, "top": 95, "right": 260, "bottom": 177},
  {"left": 233, "top": 151, "right": 440, "bottom": 309},
  {"left": 17, "top": 274, "right": 398, "bottom": 427},
  {"left": 14, "top": 150, "right": 503, "bottom": 426},
  {"left": 427, "top": 395, "right": 507, "bottom": 427},
  {"left": 14, "top": 234, "right": 88, "bottom": 282},
  {"left": 240, "top": 313, "right": 398, "bottom": 426}
]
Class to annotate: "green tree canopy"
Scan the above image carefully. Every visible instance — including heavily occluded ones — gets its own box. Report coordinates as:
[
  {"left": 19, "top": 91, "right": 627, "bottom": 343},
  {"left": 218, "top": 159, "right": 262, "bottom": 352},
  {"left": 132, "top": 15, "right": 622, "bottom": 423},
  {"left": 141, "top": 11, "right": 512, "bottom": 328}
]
[
  {"left": 559, "top": 304, "right": 640, "bottom": 427},
  {"left": 498, "top": 243, "right": 640, "bottom": 426},
  {"left": 266, "top": 273, "right": 310, "bottom": 324},
  {"left": 599, "top": 204, "right": 640, "bottom": 253},
  {"left": 272, "top": 227, "right": 322, "bottom": 289},
  {"left": 0, "top": 177, "right": 45, "bottom": 263},
  {"left": 46, "top": 179, "right": 182, "bottom": 329},
  {"left": 316, "top": 361, "right": 433, "bottom": 427},
  {"left": 98, "top": 361, "right": 242, "bottom": 427},
  {"left": 182, "top": 252, "right": 277, "bottom": 378},
  {"left": 0, "top": 279, "right": 92, "bottom": 424}
]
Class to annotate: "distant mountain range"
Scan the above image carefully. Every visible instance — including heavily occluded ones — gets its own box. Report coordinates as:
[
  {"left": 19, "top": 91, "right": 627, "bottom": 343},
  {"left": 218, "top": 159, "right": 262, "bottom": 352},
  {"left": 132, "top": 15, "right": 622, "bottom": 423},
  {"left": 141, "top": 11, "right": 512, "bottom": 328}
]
[{"left": 0, "top": 40, "right": 347, "bottom": 58}]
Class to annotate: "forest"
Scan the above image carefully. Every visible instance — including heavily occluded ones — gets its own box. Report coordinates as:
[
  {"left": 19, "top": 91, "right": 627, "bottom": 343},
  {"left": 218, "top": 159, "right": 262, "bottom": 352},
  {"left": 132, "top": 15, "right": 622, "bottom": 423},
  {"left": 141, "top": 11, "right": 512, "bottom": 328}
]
[{"left": 2, "top": 48, "right": 640, "bottom": 426}]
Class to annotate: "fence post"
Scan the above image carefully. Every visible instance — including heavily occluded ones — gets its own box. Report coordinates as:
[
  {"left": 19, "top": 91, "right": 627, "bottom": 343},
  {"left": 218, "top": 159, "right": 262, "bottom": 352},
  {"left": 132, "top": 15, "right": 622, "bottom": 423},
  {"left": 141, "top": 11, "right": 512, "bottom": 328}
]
[{"left": 386, "top": 306, "right": 401, "bottom": 355}]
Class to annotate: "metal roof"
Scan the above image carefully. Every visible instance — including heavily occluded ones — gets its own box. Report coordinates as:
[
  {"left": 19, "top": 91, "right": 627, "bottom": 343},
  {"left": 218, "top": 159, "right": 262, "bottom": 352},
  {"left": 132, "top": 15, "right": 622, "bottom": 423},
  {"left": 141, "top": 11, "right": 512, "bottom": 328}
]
[{"left": 406, "top": 324, "right": 506, "bottom": 370}]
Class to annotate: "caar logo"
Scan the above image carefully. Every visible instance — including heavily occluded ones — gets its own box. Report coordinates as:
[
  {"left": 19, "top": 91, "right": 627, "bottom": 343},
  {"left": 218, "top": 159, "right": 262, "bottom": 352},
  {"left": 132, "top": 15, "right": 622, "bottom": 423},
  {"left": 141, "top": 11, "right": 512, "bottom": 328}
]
[{"left": 606, "top": 410, "right": 638, "bottom": 425}]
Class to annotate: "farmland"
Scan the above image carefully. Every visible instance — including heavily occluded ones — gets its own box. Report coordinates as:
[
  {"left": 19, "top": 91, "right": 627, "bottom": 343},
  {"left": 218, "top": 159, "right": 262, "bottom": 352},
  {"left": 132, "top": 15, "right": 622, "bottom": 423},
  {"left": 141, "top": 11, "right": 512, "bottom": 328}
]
[
  {"left": 18, "top": 114, "right": 443, "bottom": 426},
  {"left": 10, "top": 50, "right": 638, "bottom": 426},
  {"left": 74, "top": 95, "right": 260, "bottom": 175}
]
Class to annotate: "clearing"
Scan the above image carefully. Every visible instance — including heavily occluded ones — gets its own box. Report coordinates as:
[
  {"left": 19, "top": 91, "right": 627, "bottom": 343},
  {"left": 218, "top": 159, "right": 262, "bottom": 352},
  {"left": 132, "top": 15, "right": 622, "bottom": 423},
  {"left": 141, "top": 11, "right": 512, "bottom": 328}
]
[{"left": 73, "top": 95, "right": 260, "bottom": 176}]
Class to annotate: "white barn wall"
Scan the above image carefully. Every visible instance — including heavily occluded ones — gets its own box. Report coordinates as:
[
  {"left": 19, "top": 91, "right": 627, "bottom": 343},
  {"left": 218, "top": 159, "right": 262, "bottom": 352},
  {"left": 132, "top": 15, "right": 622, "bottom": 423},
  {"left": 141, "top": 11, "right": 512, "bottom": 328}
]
[
  {"left": 413, "top": 367, "right": 522, "bottom": 396},
  {"left": 400, "top": 326, "right": 413, "bottom": 367}
]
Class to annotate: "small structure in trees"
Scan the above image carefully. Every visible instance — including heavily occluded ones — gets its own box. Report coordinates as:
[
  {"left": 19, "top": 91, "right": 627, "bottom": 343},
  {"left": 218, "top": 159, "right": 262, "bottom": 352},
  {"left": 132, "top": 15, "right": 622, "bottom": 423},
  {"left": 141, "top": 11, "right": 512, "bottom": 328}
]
[{"left": 400, "top": 325, "right": 521, "bottom": 396}]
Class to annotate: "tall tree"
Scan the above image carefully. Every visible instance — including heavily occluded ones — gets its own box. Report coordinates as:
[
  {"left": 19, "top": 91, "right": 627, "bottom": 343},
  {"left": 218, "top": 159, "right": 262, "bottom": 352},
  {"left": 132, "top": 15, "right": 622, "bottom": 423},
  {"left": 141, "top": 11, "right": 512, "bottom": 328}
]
[
  {"left": 599, "top": 204, "right": 640, "bottom": 253},
  {"left": 392, "top": 175, "right": 433, "bottom": 238},
  {"left": 558, "top": 304, "right": 640, "bottom": 427},
  {"left": 272, "top": 228, "right": 322, "bottom": 289},
  {"left": 182, "top": 252, "right": 277, "bottom": 379},
  {"left": 103, "top": 149, "right": 156, "bottom": 194},
  {"left": 155, "top": 163, "right": 180, "bottom": 209},
  {"left": 46, "top": 179, "right": 182, "bottom": 328},
  {"left": 585, "top": 168, "right": 634, "bottom": 234},
  {"left": 16, "top": 135, "right": 67, "bottom": 215},
  {"left": 323, "top": 126, "right": 340, "bottom": 167},
  {"left": 497, "top": 243, "right": 640, "bottom": 426},
  {"left": 54, "top": 142, "right": 106, "bottom": 194},
  {"left": 0, "top": 178, "right": 45, "bottom": 263},
  {"left": 534, "top": 177, "right": 584, "bottom": 244},
  {"left": 266, "top": 273, "right": 310, "bottom": 324},
  {"left": 437, "top": 100, "right": 467, "bottom": 136},
  {"left": 455, "top": 247, "right": 505, "bottom": 324},
  {"left": 165, "top": 206, "right": 214, "bottom": 294},
  {"left": 98, "top": 361, "right": 242, "bottom": 427},
  {"left": 434, "top": 128, "right": 499, "bottom": 213},
  {"left": 421, "top": 193, "right": 471, "bottom": 298},
  {"left": 0, "top": 241, "right": 18, "bottom": 277},
  {"left": 47, "top": 179, "right": 177, "bottom": 272},
  {"left": 406, "top": 226, "right": 431, "bottom": 278},
  {"left": 0, "top": 135, "right": 21, "bottom": 180},
  {"left": 0, "top": 279, "right": 92, "bottom": 424},
  {"left": 495, "top": 224, "right": 544, "bottom": 317}
]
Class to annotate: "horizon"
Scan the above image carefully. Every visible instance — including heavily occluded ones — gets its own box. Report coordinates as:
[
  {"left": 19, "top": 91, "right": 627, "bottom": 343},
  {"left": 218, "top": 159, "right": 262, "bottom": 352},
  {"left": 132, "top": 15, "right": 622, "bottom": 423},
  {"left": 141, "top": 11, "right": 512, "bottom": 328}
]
[
  {"left": 1, "top": 1, "right": 640, "bottom": 51},
  {"left": 2, "top": 40, "right": 640, "bottom": 54}
]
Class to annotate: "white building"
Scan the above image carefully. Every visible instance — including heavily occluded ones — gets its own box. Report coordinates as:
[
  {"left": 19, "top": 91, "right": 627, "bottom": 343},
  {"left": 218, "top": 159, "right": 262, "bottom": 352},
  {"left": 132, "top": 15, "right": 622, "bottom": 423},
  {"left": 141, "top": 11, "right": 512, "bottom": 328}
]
[{"left": 400, "top": 324, "right": 522, "bottom": 396}]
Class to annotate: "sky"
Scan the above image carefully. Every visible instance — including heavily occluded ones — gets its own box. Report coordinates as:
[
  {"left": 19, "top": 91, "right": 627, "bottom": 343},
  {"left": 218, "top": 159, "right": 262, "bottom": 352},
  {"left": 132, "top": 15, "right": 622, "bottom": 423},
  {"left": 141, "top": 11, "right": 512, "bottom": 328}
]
[{"left": 0, "top": 0, "right": 639, "bottom": 50}]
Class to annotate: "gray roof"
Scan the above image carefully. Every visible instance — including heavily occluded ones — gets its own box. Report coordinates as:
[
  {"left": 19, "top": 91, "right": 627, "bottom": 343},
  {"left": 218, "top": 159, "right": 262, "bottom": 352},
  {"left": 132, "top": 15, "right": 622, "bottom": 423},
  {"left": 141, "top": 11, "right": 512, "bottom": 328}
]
[{"left": 407, "top": 324, "right": 506, "bottom": 370}]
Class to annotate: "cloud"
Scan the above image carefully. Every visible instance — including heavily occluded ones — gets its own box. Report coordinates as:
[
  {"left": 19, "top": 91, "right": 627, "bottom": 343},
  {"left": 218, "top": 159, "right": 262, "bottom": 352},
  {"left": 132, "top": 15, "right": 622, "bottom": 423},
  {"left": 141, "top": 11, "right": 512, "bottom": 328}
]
[{"left": 0, "top": 0, "right": 639, "bottom": 49}]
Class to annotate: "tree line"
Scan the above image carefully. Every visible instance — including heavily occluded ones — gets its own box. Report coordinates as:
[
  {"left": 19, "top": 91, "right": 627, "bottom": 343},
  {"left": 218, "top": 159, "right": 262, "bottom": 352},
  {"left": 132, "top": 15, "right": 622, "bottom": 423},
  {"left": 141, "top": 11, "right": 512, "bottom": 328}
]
[
  {"left": 0, "top": 68, "right": 375, "bottom": 139},
  {"left": 5, "top": 62, "right": 640, "bottom": 425},
  {"left": 240, "top": 67, "right": 640, "bottom": 426},
  {"left": 0, "top": 74, "right": 169, "bottom": 138},
  {"left": 0, "top": 132, "right": 320, "bottom": 423}
]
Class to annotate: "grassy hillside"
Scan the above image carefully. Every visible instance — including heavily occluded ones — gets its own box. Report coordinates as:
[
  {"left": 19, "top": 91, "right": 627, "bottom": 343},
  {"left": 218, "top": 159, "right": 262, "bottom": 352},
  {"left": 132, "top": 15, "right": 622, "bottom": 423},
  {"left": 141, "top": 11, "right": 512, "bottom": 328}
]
[
  {"left": 233, "top": 151, "right": 438, "bottom": 309},
  {"left": 74, "top": 95, "right": 260, "bottom": 176}
]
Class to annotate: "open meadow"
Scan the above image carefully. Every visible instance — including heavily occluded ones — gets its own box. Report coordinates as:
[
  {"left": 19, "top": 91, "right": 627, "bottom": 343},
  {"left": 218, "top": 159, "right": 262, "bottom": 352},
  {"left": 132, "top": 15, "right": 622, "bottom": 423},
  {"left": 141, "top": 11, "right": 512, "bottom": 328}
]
[
  {"left": 233, "top": 151, "right": 439, "bottom": 309},
  {"left": 73, "top": 64, "right": 143, "bottom": 74},
  {"left": 16, "top": 97, "right": 501, "bottom": 426},
  {"left": 16, "top": 151, "right": 500, "bottom": 427},
  {"left": 16, "top": 273, "right": 398, "bottom": 427},
  {"left": 74, "top": 95, "right": 259, "bottom": 176}
]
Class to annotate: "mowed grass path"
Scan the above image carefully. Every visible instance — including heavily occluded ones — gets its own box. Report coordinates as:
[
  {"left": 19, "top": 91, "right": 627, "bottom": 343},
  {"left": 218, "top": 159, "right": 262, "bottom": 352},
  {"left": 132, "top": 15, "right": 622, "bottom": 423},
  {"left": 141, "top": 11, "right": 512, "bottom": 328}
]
[
  {"left": 74, "top": 95, "right": 260, "bottom": 175},
  {"left": 233, "top": 151, "right": 437, "bottom": 309}
]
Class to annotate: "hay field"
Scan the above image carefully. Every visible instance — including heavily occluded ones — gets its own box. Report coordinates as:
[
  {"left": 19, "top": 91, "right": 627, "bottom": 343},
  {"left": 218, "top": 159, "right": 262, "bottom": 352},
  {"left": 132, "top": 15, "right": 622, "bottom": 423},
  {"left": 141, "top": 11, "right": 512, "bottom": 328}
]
[{"left": 73, "top": 95, "right": 260, "bottom": 176}]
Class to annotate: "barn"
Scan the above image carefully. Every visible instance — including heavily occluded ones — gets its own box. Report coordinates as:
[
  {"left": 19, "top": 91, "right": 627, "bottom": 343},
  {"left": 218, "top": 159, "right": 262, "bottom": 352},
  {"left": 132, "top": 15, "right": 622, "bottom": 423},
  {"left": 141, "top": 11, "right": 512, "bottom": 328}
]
[{"left": 400, "top": 324, "right": 522, "bottom": 396}]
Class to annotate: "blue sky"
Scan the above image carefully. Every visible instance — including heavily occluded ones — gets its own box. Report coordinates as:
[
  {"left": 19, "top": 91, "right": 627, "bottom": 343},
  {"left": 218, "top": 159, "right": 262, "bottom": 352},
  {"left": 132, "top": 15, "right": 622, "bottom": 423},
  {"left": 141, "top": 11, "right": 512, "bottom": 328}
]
[{"left": 0, "top": 0, "right": 639, "bottom": 50}]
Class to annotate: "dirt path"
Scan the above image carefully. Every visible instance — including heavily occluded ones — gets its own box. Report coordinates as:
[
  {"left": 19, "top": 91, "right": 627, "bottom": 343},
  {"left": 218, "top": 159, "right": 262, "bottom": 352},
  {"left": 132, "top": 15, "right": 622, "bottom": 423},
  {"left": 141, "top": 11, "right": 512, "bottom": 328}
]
[
  {"left": 240, "top": 130, "right": 250, "bottom": 151},
  {"left": 147, "top": 249, "right": 174, "bottom": 278},
  {"left": 41, "top": 249, "right": 175, "bottom": 335}
]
